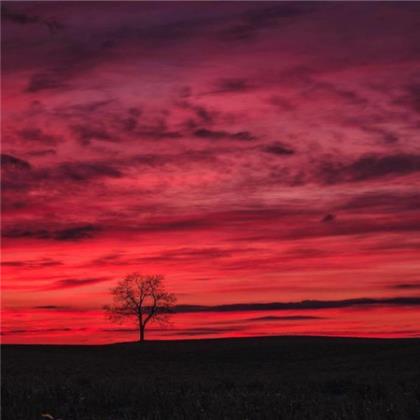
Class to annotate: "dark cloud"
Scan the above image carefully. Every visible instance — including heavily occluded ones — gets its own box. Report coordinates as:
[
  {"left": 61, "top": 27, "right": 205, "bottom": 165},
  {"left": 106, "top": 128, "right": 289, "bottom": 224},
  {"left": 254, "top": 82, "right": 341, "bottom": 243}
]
[
  {"left": 66, "top": 100, "right": 116, "bottom": 114},
  {"left": 339, "top": 191, "right": 420, "bottom": 213},
  {"left": 27, "top": 149, "right": 57, "bottom": 157},
  {"left": 29, "top": 305, "right": 93, "bottom": 313},
  {"left": 126, "top": 208, "right": 307, "bottom": 235},
  {"left": 221, "top": 3, "right": 312, "bottom": 41},
  {"left": 234, "top": 214, "right": 420, "bottom": 244},
  {"left": 319, "top": 154, "right": 420, "bottom": 184},
  {"left": 2, "top": 155, "right": 123, "bottom": 193},
  {"left": 405, "top": 83, "right": 420, "bottom": 113},
  {"left": 306, "top": 80, "right": 368, "bottom": 107},
  {"left": 71, "top": 124, "right": 114, "bottom": 144},
  {"left": 363, "top": 126, "right": 399, "bottom": 145},
  {"left": 1, "top": 258, "right": 62, "bottom": 268},
  {"left": 45, "top": 276, "right": 111, "bottom": 290},
  {"left": 3, "top": 224, "right": 100, "bottom": 241},
  {"left": 341, "top": 117, "right": 400, "bottom": 144},
  {"left": 1, "top": 153, "right": 31, "bottom": 170},
  {"left": 321, "top": 214, "right": 335, "bottom": 223},
  {"left": 33, "top": 305, "right": 68, "bottom": 310},
  {"left": 173, "top": 297, "right": 420, "bottom": 313},
  {"left": 56, "top": 161, "right": 123, "bottom": 182},
  {"left": 90, "top": 252, "right": 125, "bottom": 266},
  {"left": 1, "top": 154, "right": 32, "bottom": 191},
  {"left": 395, "top": 83, "right": 420, "bottom": 113},
  {"left": 262, "top": 142, "right": 295, "bottom": 156},
  {"left": 25, "top": 72, "right": 68, "bottom": 93},
  {"left": 244, "top": 3, "right": 311, "bottom": 26},
  {"left": 248, "top": 315, "right": 325, "bottom": 321},
  {"left": 2, "top": 5, "right": 63, "bottom": 33},
  {"left": 389, "top": 283, "right": 420, "bottom": 290},
  {"left": 18, "top": 128, "right": 58, "bottom": 145},
  {"left": 213, "top": 78, "right": 253, "bottom": 94},
  {"left": 2, "top": 328, "right": 75, "bottom": 336},
  {"left": 133, "top": 216, "right": 213, "bottom": 233},
  {"left": 53, "top": 224, "right": 100, "bottom": 241},
  {"left": 148, "top": 247, "right": 233, "bottom": 261},
  {"left": 133, "top": 127, "right": 183, "bottom": 140},
  {"left": 194, "top": 128, "right": 256, "bottom": 141},
  {"left": 178, "top": 101, "right": 217, "bottom": 125},
  {"left": 90, "top": 247, "right": 259, "bottom": 267}
]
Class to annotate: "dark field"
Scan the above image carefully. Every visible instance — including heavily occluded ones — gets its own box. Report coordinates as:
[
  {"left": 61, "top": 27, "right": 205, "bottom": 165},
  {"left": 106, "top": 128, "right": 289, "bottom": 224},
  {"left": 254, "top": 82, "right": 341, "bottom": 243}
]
[{"left": 2, "top": 336, "right": 420, "bottom": 420}]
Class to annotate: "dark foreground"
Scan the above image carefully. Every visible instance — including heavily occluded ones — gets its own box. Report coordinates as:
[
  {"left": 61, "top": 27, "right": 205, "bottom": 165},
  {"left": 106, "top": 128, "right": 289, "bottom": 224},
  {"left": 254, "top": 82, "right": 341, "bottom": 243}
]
[{"left": 2, "top": 336, "right": 420, "bottom": 420}]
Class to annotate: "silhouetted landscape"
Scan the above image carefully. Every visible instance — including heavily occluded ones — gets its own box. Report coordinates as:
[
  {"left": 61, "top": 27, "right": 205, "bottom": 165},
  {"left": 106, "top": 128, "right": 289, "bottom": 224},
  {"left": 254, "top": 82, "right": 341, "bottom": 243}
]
[{"left": 3, "top": 336, "right": 420, "bottom": 419}]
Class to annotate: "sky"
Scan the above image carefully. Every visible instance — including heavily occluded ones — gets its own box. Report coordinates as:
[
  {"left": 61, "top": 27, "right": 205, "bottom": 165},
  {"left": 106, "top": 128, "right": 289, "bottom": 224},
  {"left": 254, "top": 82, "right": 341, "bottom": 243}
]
[{"left": 1, "top": 1, "right": 420, "bottom": 344}]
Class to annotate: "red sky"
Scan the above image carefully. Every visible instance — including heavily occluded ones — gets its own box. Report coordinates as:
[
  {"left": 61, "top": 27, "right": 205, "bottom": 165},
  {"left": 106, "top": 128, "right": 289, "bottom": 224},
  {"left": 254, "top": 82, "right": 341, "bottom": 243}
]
[{"left": 1, "top": 2, "right": 420, "bottom": 344}]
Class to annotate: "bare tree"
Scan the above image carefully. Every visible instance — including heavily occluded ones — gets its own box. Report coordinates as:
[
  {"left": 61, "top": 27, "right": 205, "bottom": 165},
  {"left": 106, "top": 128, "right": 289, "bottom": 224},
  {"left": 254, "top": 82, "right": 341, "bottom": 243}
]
[{"left": 104, "top": 273, "right": 176, "bottom": 342}]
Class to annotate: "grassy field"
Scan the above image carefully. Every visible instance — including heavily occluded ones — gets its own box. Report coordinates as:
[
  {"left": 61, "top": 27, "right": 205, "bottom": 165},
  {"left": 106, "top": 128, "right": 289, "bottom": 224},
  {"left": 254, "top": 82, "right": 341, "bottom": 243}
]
[{"left": 2, "top": 336, "right": 420, "bottom": 419}]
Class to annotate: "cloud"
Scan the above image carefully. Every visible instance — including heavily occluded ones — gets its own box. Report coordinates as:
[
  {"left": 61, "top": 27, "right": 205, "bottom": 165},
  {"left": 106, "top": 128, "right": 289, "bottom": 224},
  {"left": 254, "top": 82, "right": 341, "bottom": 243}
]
[
  {"left": 319, "top": 154, "right": 420, "bottom": 184},
  {"left": 194, "top": 129, "right": 256, "bottom": 141},
  {"left": 89, "top": 246, "right": 259, "bottom": 267},
  {"left": 395, "top": 83, "right": 420, "bottom": 113},
  {"left": 125, "top": 208, "right": 306, "bottom": 235},
  {"left": 339, "top": 192, "right": 420, "bottom": 213},
  {"left": 406, "top": 83, "right": 420, "bottom": 113},
  {"left": 2, "top": 154, "right": 123, "bottom": 195},
  {"left": 234, "top": 214, "right": 420, "bottom": 244},
  {"left": 33, "top": 305, "right": 69, "bottom": 310},
  {"left": 18, "top": 128, "right": 59, "bottom": 145},
  {"left": 321, "top": 214, "right": 335, "bottom": 223},
  {"left": 212, "top": 78, "right": 254, "bottom": 94},
  {"left": 244, "top": 3, "right": 312, "bottom": 26},
  {"left": 250, "top": 315, "right": 325, "bottom": 321},
  {"left": 1, "top": 154, "right": 31, "bottom": 171},
  {"left": 178, "top": 101, "right": 217, "bottom": 125},
  {"left": 221, "top": 3, "right": 312, "bottom": 41},
  {"left": 2, "top": 328, "right": 75, "bottom": 336},
  {"left": 25, "top": 72, "right": 68, "bottom": 93},
  {"left": 1, "top": 258, "right": 62, "bottom": 268},
  {"left": 53, "top": 224, "right": 100, "bottom": 241},
  {"left": 71, "top": 124, "right": 114, "bottom": 144},
  {"left": 133, "top": 127, "right": 183, "bottom": 140},
  {"left": 262, "top": 143, "right": 295, "bottom": 156},
  {"left": 45, "top": 276, "right": 111, "bottom": 290},
  {"left": 307, "top": 80, "right": 368, "bottom": 107},
  {"left": 2, "top": 5, "right": 63, "bottom": 34},
  {"left": 1, "top": 154, "right": 32, "bottom": 191},
  {"left": 56, "top": 161, "right": 123, "bottom": 181},
  {"left": 145, "top": 247, "right": 233, "bottom": 261},
  {"left": 28, "top": 149, "right": 57, "bottom": 157},
  {"left": 389, "top": 283, "right": 420, "bottom": 290},
  {"left": 3, "top": 224, "right": 100, "bottom": 241},
  {"left": 173, "top": 297, "right": 420, "bottom": 313}
]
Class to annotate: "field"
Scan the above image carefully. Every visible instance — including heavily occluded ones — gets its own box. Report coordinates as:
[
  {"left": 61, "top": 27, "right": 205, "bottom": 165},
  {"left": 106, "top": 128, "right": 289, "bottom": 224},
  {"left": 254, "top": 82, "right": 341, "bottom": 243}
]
[{"left": 2, "top": 336, "right": 420, "bottom": 419}]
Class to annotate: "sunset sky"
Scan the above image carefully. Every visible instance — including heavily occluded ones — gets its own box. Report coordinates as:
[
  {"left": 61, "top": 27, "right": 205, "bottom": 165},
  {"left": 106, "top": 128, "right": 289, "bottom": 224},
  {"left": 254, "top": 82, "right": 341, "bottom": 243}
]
[{"left": 2, "top": 1, "right": 420, "bottom": 344}]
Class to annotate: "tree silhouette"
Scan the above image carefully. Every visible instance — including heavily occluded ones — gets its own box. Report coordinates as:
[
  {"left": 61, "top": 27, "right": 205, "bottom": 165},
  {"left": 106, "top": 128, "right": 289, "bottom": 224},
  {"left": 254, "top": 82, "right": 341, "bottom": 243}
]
[{"left": 104, "top": 273, "right": 176, "bottom": 342}]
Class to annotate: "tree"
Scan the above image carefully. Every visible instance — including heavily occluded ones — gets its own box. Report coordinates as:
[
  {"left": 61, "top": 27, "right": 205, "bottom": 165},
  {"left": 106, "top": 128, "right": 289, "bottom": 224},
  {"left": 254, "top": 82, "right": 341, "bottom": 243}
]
[{"left": 104, "top": 273, "right": 176, "bottom": 342}]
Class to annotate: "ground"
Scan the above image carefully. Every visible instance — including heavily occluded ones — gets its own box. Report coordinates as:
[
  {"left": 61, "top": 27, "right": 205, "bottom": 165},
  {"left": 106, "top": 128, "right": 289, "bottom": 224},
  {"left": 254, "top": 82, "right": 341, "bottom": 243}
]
[{"left": 2, "top": 336, "right": 420, "bottom": 419}]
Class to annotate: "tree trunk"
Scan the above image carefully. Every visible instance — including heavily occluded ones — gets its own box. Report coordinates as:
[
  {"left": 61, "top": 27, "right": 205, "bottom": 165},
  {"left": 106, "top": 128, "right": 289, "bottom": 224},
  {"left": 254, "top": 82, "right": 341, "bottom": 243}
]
[{"left": 139, "top": 324, "right": 145, "bottom": 342}]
